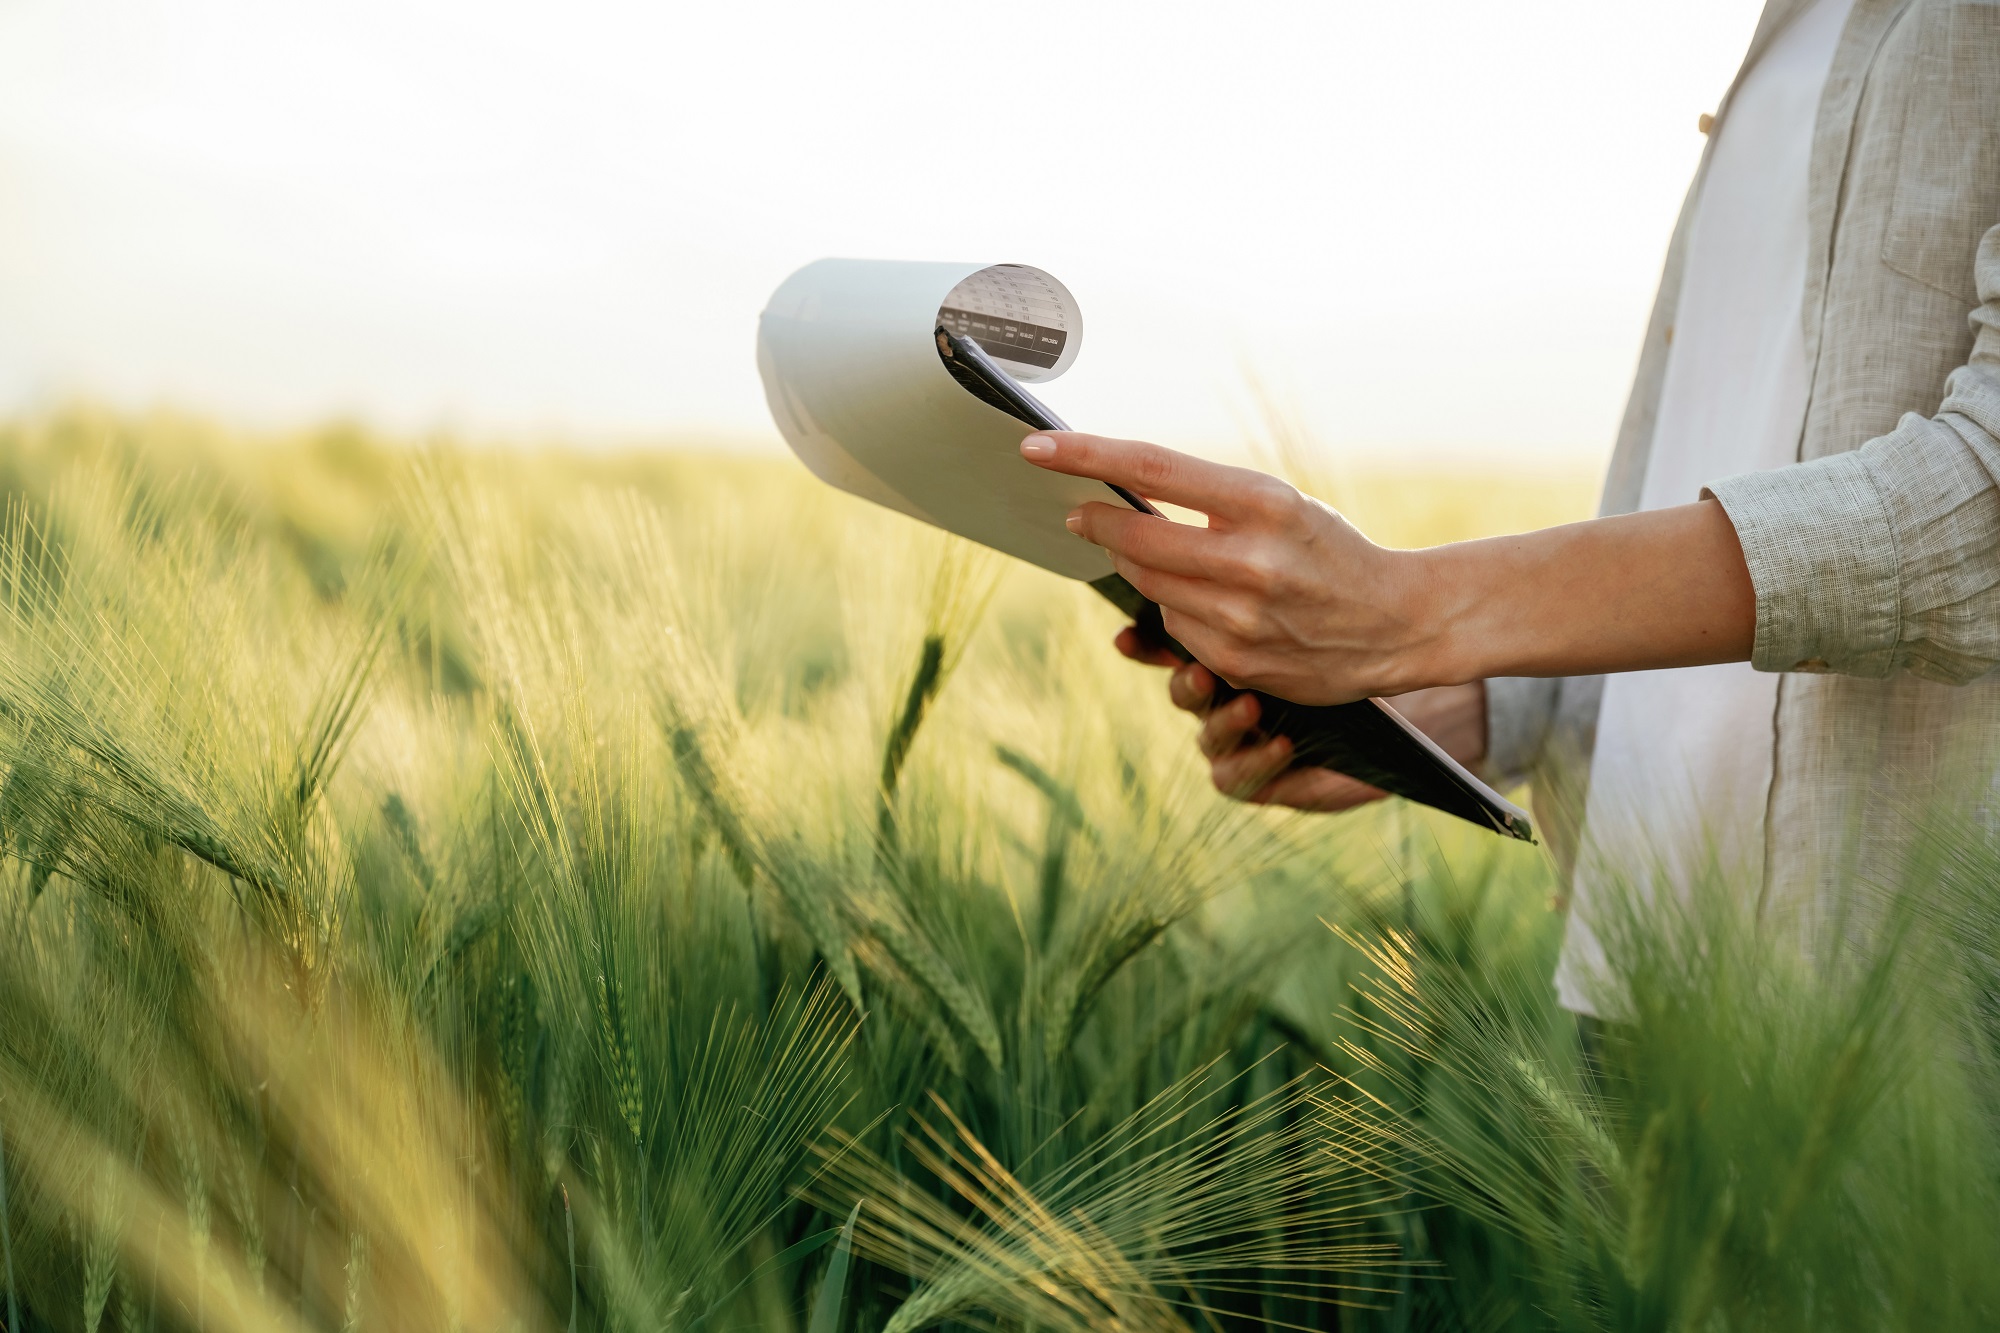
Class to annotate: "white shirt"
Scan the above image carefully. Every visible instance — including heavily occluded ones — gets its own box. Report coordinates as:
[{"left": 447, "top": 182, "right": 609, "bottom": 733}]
[{"left": 1556, "top": 0, "right": 1856, "bottom": 1014}]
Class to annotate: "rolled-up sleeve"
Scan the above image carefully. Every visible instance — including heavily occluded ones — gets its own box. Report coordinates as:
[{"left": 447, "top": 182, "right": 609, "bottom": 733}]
[{"left": 1706, "top": 223, "right": 2000, "bottom": 684}]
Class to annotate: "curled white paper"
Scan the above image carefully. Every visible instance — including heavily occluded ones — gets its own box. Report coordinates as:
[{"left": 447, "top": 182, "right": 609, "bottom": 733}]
[{"left": 756, "top": 258, "right": 1126, "bottom": 582}]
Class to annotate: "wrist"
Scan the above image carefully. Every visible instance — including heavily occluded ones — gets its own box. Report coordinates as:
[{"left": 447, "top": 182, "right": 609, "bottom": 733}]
[{"left": 1386, "top": 545, "right": 1487, "bottom": 692}]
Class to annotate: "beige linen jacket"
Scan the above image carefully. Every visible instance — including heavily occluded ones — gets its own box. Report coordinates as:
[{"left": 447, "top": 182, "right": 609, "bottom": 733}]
[{"left": 1486, "top": 0, "right": 2000, "bottom": 919}]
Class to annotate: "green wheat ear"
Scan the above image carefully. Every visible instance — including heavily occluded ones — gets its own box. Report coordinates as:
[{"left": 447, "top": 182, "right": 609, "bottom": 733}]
[
  {"left": 595, "top": 968, "right": 646, "bottom": 1148},
  {"left": 341, "top": 1231, "right": 368, "bottom": 1333},
  {"left": 875, "top": 632, "right": 945, "bottom": 854}
]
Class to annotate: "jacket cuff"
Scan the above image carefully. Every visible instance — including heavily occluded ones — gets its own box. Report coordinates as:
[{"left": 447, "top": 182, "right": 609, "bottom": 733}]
[
  {"left": 1705, "top": 451, "right": 1901, "bottom": 677},
  {"left": 1483, "top": 675, "right": 1559, "bottom": 785}
]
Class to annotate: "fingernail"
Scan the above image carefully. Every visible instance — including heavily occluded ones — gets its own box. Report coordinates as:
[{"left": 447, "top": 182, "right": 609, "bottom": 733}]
[
  {"left": 1064, "top": 508, "right": 1082, "bottom": 533},
  {"left": 1020, "top": 434, "right": 1056, "bottom": 460}
]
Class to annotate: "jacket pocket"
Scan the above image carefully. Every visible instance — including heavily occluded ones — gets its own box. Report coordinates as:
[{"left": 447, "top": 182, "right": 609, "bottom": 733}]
[{"left": 1881, "top": 1, "right": 2000, "bottom": 305}]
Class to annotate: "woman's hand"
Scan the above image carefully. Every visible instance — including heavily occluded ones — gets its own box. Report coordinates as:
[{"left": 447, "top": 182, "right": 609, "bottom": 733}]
[
  {"left": 1116, "top": 622, "right": 1488, "bottom": 810},
  {"left": 1031, "top": 428, "right": 1760, "bottom": 811},
  {"left": 1024, "top": 430, "right": 1456, "bottom": 704}
]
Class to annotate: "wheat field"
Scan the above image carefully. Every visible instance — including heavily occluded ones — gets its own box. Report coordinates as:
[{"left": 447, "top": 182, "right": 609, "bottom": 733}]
[{"left": 0, "top": 407, "right": 1996, "bottom": 1333}]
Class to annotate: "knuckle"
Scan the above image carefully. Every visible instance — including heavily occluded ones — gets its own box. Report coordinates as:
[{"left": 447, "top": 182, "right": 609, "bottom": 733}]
[
  {"left": 1205, "top": 645, "right": 1248, "bottom": 681},
  {"left": 1120, "top": 515, "right": 1160, "bottom": 560},
  {"left": 1214, "top": 601, "right": 1263, "bottom": 642},
  {"left": 1231, "top": 547, "right": 1282, "bottom": 596},
  {"left": 1247, "top": 475, "right": 1301, "bottom": 521},
  {"left": 1134, "top": 447, "right": 1177, "bottom": 492}
]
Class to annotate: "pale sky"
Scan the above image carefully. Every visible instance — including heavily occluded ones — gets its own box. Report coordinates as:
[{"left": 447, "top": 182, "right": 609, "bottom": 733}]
[{"left": 0, "top": 0, "right": 1765, "bottom": 462}]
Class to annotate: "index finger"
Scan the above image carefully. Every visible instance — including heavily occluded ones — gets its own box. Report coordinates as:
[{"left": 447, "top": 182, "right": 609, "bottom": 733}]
[{"left": 1020, "top": 431, "right": 1281, "bottom": 522}]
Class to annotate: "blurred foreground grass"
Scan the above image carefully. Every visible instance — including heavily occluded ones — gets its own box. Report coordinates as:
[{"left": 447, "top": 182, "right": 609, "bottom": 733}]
[{"left": 0, "top": 407, "right": 1996, "bottom": 1333}]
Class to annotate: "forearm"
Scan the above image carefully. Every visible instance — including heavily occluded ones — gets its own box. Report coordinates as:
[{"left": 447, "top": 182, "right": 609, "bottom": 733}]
[
  {"left": 1027, "top": 431, "right": 1756, "bottom": 707},
  {"left": 1413, "top": 499, "right": 1755, "bottom": 686}
]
